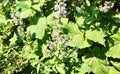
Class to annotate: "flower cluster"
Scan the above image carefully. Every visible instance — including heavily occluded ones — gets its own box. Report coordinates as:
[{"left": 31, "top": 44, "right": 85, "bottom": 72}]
[
  {"left": 45, "top": 0, "right": 70, "bottom": 59},
  {"left": 10, "top": 10, "right": 23, "bottom": 25},
  {"left": 54, "top": 0, "right": 67, "bottom": 19},
  {"left": 99, "top": 1, "right": 114, "bottom": 13}
]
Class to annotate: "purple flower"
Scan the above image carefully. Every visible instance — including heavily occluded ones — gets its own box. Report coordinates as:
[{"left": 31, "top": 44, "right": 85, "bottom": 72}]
[{"left": 62, "top": 10, "right": 67, "bottom": 17}]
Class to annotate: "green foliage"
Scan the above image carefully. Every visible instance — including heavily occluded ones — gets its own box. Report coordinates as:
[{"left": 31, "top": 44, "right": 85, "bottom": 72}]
[
  {"left": 0, "top": 0, "right": 120, "bottom": 74},
  {"left": 86, "top": 29, "right": 105, "bottom": 45},
  {"left": 27, "top": 17, "right": 47, "bottom": 39},
  {"left": 106, "top": 44, "right": 120, "bottom": 58},
  {"left": 69, "top": 34, "right": 92, "bottom": 49}
]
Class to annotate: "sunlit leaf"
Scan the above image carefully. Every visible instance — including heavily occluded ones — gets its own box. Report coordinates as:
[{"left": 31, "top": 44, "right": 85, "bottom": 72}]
[
  {"left": 79, "top": 63, "right": 92, "bottom": 74},
  {"left": 32, "top": 4, "right": 41, "bottom": 12},
  {"left": 85, "top": 0, "right": 90, "bottom": 6},
  {"left": 61, "top": 18, "right": 68, "bottom": 25},
  {"left": 82, "top": 56, "right": 109, "bottom": 74},
  {"left": 56, "top": 64, "right": 65, "bottom": 74},
  {"left": 113, "top": 13, "right": 120, "bottom": 19},
  {"left": 69, "top": 34, "right": 92, "bottom": 49},
  {"left": 82, "top": 46, "right": 108, "bottom": 74},
  {"left": 33, "top": 0, "right": 39, "bottom": 3},
  {"left": 110, "top": 29, "right": 120, "bottom": 45},
  {"left": 21, "top": 45, "right": 39, "bottom": 61},
  {"left": 30, "top": 60, "right": 39, "bottom": 67},
  {"left": 27, "top": 17, "right": 47, "bottom": 39},
  {"left": 2, "top": 0, "right": 9, "bottom": 7},
  {"left": 20, "top": 9, "right": 36, "bottom": 18},
  {"left": 64, "top": 22, "right": 80, "bottom": 34},
  {"left": 110, "top": 61, "right": 120, "bottom": 71},
  {"left": 86, "top": 30, "right": 105, "bottom": 45},
  {"left": 106, "top": 44, "right": 120, "bottom": 59},
  {"left": 47, "top": 12, "right": 55, "bottom": 26},
  {"left": 75, "top": 16, "right": 85, "bottom": 27},
  {"left": 37, "top": 63, "right": 40, "bottom": 74},
  {"left": 0, "top": 14, "right": 6, "bottom": 24},
  {"left": 39, "top": 0, "right": 45, "bottom": 7},
  {"left": 16, "top": 0, "right": 32, "bottom": 10},
  {"left": 32, "top": 0, "right": 45, "bottom": 12},
  {"left": 109, "top": 67, "right": 119, "bottom": 74},
  {"left": 9, "top": 33, "right": 17, "bottom": 46}
]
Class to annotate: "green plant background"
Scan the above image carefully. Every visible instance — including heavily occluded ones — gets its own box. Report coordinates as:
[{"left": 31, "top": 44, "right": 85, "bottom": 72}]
[{"left": 0, "top": 0, "right": 120, "bottom": 74}]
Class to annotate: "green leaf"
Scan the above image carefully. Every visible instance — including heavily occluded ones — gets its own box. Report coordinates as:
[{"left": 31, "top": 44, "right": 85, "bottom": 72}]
[
  {"left": 47, "top": 12, "right": 55, "bottom": 26},
  {"left": 69, "top": 50, "right": 78, "bottom": 60},
  {"left": 109, "top": 67, "right": 119, "bottom": 74},
  {"left": 56, "top": 64, "right": 65, "bottom": 74},
  {"left": 27, "top": 17, "right": 47, "bottom": 39},
  {"left": 84, "top": 15, "right": 95, "bottom": 24},
  {"left": 33, "top": 0, "right": 39, "bottom": 3},
  {"left": 9, "top": 33, "right": 17, "bottom": 46},
  {"left": 16, "top": 0, "right": 32, "bottom": 10},
  {"left": 64, "top": 22, "right": 80, "bottom": 34},
  {"left": 37, "top": 63, "right": 40, "bottom": 74},
  {"left": 79, "top": 63, "right": 92, "bottom": 74},
  {"left": 44, "top": 65, "right": 53, "bottom": 73},
  {"left": 82, "top": 56, "right": 109, "bottom": 74},
  {"left": 0, "top": 14, "right": 6, "bottom": 24},
  {"left": 61, "top": 18, "right": 68, "bottom": 25},
  {"left": 85, "top": 0, "right": 90, "bottom": 6},
  {"left": 29, "top": 59, "right": 39, "bottom": 67},
  {"left": 32, "top": 4, "right": 41, "bottom": 12},
  {"left": 69, "top": 34, "right": 82, "bottom": 48},
  {"left": 110, "top": 61, "right": 120, "bottom": 71},
  {"left": 106, "top": 44, "right": 120, "bottom": 59},
  {"left": 39, "top": 0, "right": 45, "bottom": 7},
  {"left": 75, "top": 16, "right": 85, "bottom": 27},
  {"left": 86, "top": 30, "right": 105, "bottom": 45},
  {"left": 2, "top": 0, "right": 9, "bottom": 7},
  {"left": 41, "top": 44, "right": 48, "bottom": 58},
  {"left": 113, "top": 13, "right": 120, "bottom": 19},
  {"left": 32, "top": 0, "right": 45, "bottom": 12},
  {"left": 110, "top": 29, "right": 120, "bottom": 45},
  {"left": 69, "top": 34, "right": 92, "bottom": 49},
  {"left": 20, "top": 9, "right": 36, "bottom": 18},
  {"left": 21, "top": 45, "right": 39, "bottom": 62},
  {"left": 82, "top": 47, "right": 109, "bottom": 74}
]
